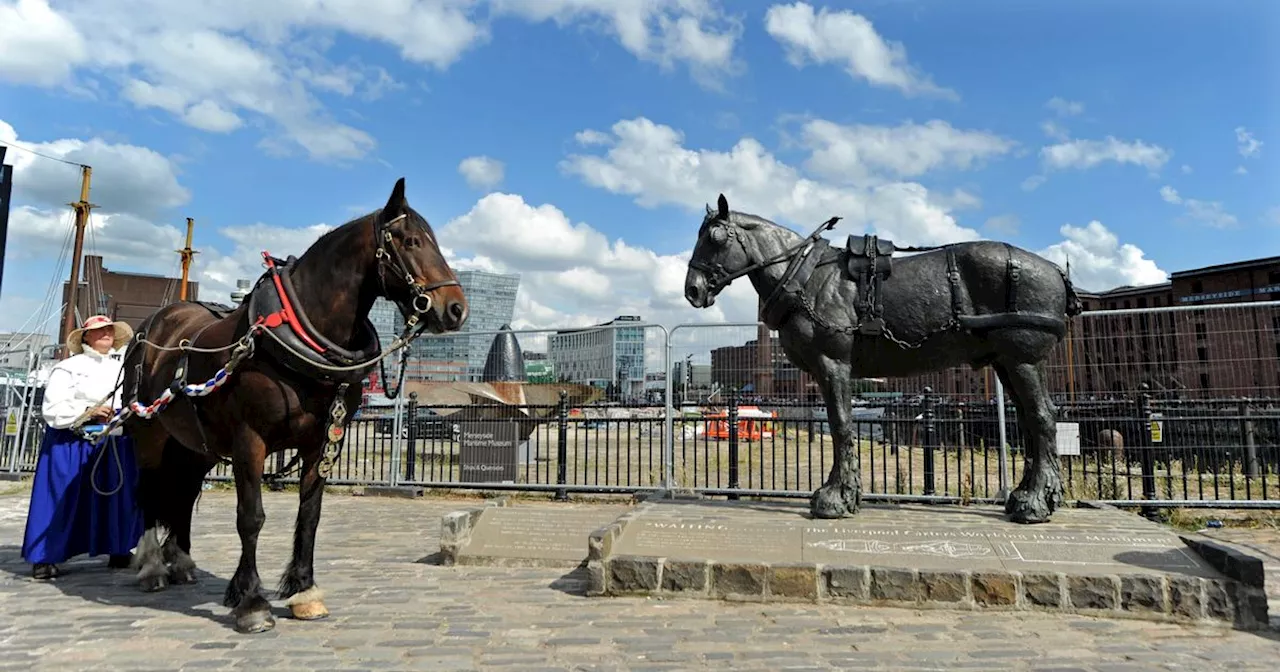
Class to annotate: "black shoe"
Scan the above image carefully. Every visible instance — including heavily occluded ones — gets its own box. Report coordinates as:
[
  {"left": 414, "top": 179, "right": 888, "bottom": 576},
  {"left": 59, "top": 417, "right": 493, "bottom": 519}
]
[
  {"left": 107, "top": 554, "right": 133, "bottom": 569},
  {"left": 32, "top": 563, "right": 59, "bottom": 580}
]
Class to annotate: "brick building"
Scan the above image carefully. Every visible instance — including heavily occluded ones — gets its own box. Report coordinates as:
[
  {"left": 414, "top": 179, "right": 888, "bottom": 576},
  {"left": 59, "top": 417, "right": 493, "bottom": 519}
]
[
  {"left": 59, "top": 255, "right": 197, "bottom": 336},
  {"left": 720, "top": 255, "right": 1280, "bottom": 402},
  {"left": 710, "top": 335, "right": 821, "bottom": 400}
]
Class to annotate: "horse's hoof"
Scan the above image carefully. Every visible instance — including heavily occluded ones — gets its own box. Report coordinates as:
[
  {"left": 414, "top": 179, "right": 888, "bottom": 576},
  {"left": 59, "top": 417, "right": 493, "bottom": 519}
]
[
  {"left": 168, "top": 568, "right": 198, "bottom": 585},
  {"left": 234, "top": 611, "right": 276, "bottom": 634},
  {"left": 290, "top": 601, "right": 330, "bottom": 621},
  {"left": 810, "top": 485, "right": 851, "bottom": 519},
  {"left": 1005, "top": 479, "right": 1062, "bottom": 525},
  {"left": 140, "top": 574, "right": 169, "bottom": 593}
]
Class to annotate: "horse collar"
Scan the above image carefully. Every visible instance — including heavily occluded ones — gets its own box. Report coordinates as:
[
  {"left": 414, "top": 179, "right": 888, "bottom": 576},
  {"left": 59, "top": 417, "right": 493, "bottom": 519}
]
[{"left": 247, "top": 253, "right": 382, "bottom": 384}]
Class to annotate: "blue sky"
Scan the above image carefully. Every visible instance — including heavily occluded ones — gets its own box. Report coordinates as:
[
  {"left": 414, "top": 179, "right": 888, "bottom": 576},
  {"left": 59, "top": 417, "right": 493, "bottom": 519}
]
[{"left": 0, "top": 0, "right": 1276, "bottom": 338}]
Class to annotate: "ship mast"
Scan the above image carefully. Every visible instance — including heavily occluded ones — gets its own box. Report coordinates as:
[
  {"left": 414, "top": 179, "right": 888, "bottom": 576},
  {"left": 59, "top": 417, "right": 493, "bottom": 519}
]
[
  {"left": 58, "top": 166, "right": 93, "bottom": 359},
  {"left": 177, "top": 217, "right": 197, "bottom": 301}
]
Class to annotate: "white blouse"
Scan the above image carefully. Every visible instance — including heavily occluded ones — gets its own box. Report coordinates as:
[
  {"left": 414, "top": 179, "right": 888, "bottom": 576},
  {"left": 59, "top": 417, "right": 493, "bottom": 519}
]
[{"left": 41, "top": 347, "right": 127, "bottom": 430}]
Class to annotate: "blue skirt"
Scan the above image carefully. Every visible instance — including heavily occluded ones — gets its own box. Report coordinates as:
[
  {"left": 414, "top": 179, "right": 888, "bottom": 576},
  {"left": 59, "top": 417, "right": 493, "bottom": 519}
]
[{"left": 21, "top": 427, "right": 145, "bottom": 565}]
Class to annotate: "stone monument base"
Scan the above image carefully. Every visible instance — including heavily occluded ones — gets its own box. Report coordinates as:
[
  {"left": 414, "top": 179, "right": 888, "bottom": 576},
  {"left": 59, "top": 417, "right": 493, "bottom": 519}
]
[
  {"left": 584, "top": 499, "right": 1269, "bottom": 629},
  {"left": 438, "top": 497, "right": 632, "bottom": 568}
]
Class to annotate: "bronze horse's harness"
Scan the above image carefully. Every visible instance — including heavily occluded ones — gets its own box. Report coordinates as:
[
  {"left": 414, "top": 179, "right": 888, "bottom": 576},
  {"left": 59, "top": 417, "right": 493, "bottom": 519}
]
[
  {"left": 114, "top": 211, "right": 460, "bottom": 479},
  {"left": 689, "top": 214, "right": 1072, "bottom": 352}
]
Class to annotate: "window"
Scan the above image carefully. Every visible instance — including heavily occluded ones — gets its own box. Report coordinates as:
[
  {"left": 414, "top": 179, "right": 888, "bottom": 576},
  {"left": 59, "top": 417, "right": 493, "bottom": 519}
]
[
  {"left": 1269, "top": 270, "right": 1280, "bottom": 285},
  {"left": 1123, "top": 300, "right": 1131, "bottom": 309},
  {"left": 1191, "top": 280, "right": 1204, "bottom": 294},
  {"left": 1197, "top": 347, "right": 1208, "bottom": 362},
  {"left": 1195, "top": 323, "right": 1207, "bottom": 340},
  {"left": 1137, "top": 297, "right": 1148, "bottom": 308},
  {"left": 1200, "top": 372, "right": 1211, "bottom": 389}
]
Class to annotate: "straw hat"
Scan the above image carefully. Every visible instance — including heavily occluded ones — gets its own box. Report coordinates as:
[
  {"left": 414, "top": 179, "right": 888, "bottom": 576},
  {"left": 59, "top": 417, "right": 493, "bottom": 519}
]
[{"left": 67, "top": 314, "right": 134, "bottom": 355}]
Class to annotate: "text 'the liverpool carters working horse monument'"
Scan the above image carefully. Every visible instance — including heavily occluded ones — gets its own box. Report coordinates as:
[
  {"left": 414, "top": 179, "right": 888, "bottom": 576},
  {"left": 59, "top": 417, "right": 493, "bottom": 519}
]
[{"left": 683, "top": 194, "right": 1083, "bottom": 525}]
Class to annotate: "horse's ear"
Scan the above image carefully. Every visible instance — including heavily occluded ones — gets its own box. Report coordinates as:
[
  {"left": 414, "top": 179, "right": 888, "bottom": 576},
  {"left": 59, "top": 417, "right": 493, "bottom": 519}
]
[
  {"left": 705, "top": 203, "right": 713, "bottom": 217},
  {"left": 717, "top": 193, "right": 729, "bottom": 219},
  {"left": 384, "top": 177, "right": 407, "bottom": 217}
]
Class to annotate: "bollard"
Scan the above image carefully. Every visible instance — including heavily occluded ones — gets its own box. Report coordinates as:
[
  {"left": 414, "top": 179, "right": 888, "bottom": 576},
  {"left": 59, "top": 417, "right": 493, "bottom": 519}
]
[
  {"left": 405, "top": 391, "right": 419, "bottom": 482},
  {"left": 1136, "top": 384, "right": 1157, "bottom": 520},
  {"left": 727, "top": 390, "right": 740, "bottom": 500},
  {"left": 921, "top": 387, "right": 936, "bottom": 497},
  {"left": 555, "top": 390, "right": 569, "bottom": 501}
]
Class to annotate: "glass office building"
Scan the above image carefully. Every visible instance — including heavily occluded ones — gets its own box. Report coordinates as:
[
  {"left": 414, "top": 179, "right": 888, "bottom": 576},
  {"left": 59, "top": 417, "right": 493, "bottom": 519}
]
[
  {"left": 548, "top": 315, "right": 647, "bottom": 399},
  {"left": 412, "top": 270, "right": 520, "bottom": 381}
]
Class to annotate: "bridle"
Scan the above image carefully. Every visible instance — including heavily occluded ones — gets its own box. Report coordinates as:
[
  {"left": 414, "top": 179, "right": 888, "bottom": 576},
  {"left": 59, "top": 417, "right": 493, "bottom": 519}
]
[
  {"left": 688, "top": 213, "right": 843, "bottom": 297},
  {"left": 374, "top": 212, "right": 461, "bottom": 337},
  {"left": 370, "top": 210, "right": 463, "bottom": 400}
]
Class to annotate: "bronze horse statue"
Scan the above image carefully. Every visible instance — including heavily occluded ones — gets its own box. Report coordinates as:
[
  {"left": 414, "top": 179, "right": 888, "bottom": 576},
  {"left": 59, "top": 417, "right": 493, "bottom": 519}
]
[
  {"left": 119, "top": 178, "right": 468, "bottom": 633},
  {"left": 684, "top": 194, "right": 1082, "bottom": 525}
]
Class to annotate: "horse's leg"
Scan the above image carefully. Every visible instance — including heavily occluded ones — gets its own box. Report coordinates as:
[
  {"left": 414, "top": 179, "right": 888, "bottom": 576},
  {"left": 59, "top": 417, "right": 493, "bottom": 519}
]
[
  {"left": 131, "top": 430, "right": 172, "bottom": 593},
  {"left": 810, "top": 355, "right": 861, "bottom": 519},
  {"left": 223, "top": 428, "right": 274, "bottom": 634},
  {"left": 277, "top": 450, "right": 329, "bottom": 621},
  {"left": 160, "top": 440, "right": 213, "bottom": 585},
  {"left": 995, "top": 361, "right": 1064, "bottom": 524}
]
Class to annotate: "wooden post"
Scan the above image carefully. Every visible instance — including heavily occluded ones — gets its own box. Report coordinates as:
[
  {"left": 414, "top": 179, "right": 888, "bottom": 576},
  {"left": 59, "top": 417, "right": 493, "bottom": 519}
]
[
  {"left": 58, "top": 166, "right": 93, "bottom": 359},
  {"left": 177, "top": 217, "right": 198, "bottom": 301}
]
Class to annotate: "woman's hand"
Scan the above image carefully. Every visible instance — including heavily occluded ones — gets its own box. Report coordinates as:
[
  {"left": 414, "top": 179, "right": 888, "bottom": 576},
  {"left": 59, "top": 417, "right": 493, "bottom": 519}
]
[{"left": 89, "top": 406, "right": 114, "bottom": 422}]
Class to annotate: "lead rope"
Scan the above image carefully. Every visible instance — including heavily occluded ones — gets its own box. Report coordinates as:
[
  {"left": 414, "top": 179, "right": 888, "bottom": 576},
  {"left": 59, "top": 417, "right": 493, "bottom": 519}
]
[{"left": 90, "top": 435, "right": 125, "bottom": 497}]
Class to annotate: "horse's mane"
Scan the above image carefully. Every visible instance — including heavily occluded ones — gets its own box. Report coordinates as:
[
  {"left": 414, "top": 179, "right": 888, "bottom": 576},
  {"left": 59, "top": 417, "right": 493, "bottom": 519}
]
[
  {"left": 296, "top": 205, "right": 436, "bottom": 265},
  {"left": 728, "top": 211, "right": 805, "bottom": 247}
]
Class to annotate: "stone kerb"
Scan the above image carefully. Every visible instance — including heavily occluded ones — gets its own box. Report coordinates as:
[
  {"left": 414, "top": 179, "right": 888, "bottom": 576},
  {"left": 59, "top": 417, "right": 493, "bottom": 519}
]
[
  {"left": 596, "top": 556, "right": 1267, "bottom": 629},
  {"left": 587, "top": 503, "right": 654, "bottom": 596},
  {"left": 589, "top": 500, "right": 1271, "bottom": 630},
  {"left": 439, "top": 497, "right": 510, "bottom": 565}
]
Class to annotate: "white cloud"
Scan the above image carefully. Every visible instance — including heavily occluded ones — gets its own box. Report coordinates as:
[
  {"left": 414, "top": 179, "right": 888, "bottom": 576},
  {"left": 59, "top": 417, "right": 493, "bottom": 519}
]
[
  {"left": 1023, "top": 134, "right": 1172, "bottom": 189},
  {"left": 1040, "top": 136, "right": 1171, "bottom": 172},
  {"left": 458, "top": 156, "right": 506, "bottom": 190},
  {"left": 1181, "top": 164, "right": 1192, "bottom": 174},
  {"left": 560, "top": 116, "right": 981, "bottom": 246},
  {"left": 763, "top": 2, "right": 956, "bottom": 100},
  {"left": 0, "top": 0, "right": 88, "bottom": 87},
  {"left": 1235, "top": 165, "right": 1248, "bottom": 175},
  {"left": 492, "top": 0, "right": 742, "bottom": 85},
  {"left": 1157, "top": 185, "right": 1237, "bottom": 229},
  {"left": 1045, "top": 97, "right": 1084, "bottom": 117},
  {"left": 983, "top": 214, "right": 1020, "bottom": 236},
  {"left": 798, "top": 119, "right": 1016, "bottom": 184},
  {"left": 1235, "top": 126, "right": 1262, "bottom": 158},
  {"left": 436, "top": 192, "right": 761, "bottom": 333},
  {"left": 1038, "top": 221, "right": 1167, "bottom": 293},
  {"left": 1040, "top": 120, "right": 1070, "bottom": 142},
  {"left": 0, "top": 118, "right": 190, "bottom": 217},
  {"left": 2, "top": 0, "right": 742, "bottom": 161}
]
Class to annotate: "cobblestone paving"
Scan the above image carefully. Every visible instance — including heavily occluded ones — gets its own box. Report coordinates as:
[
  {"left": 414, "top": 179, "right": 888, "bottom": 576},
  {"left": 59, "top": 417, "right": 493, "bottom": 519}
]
[{"left": 1, "top": 488, "right": 1278, "bottom": 671}]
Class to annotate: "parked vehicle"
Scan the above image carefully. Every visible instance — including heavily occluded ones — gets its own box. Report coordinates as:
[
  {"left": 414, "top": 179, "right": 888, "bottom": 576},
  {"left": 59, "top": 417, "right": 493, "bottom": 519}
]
[{"left": 374, "top": 409, "right": 459, "bottom": 441}]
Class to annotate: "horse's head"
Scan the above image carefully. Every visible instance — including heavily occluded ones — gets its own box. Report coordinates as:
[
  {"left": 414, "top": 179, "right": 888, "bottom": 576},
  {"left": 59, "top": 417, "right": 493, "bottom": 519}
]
[
  {"left": 685, "top": 193, "right": 759, "bottom": 308},
  {"left": 373, "top": 178, "right": 468, "bottom": 334}
]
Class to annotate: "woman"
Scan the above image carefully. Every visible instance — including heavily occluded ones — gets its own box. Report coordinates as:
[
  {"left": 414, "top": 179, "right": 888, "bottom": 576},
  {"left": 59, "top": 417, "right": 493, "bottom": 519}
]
[{"left": 22, "top": 314, "right": 145, "bottom": 580}]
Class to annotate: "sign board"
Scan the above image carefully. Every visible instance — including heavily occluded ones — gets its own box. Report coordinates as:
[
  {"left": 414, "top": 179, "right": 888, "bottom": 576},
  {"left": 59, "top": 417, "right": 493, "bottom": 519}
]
[
  {"left": 1149, "top": 414, "right": 1164, "bottom": 443},
  {"left": 3, "top": 408, "right": 19, "bottom": 437},
  {"left": 1054, "top": 421, "right": 1081, "bottom": 456},
  {"left": 459, "top": 421, "right": 519, "bottom": 483}
]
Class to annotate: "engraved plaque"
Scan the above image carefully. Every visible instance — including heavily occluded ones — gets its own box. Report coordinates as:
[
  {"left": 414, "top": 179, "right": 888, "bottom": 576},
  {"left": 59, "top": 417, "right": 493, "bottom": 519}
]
[{"left": 462, "top": 507, "right": 623, "bottom": 562}]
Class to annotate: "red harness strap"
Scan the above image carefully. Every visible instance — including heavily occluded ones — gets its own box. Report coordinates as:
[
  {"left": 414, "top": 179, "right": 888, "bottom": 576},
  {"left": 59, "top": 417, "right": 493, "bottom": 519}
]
[{"left": 254, "top": 251, "right": 328, "bottom": 354}]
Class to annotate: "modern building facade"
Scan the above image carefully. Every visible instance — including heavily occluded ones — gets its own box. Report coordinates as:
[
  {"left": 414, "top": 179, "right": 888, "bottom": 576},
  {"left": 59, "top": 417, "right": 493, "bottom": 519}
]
[
  {"left": 548, "top": 315, "right": 647, "bottom": 398},
  {"left": 412, "top": 269, "right": 520, "bottom": 382},
  {"left": 0, "top": 332, "right": 50, "bottom": 370}
]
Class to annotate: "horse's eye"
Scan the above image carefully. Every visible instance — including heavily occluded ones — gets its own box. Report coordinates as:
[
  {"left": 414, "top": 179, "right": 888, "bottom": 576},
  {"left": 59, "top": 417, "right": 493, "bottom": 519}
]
[{"left": 710, "top": 226, "right": 728, "bottom": 244}]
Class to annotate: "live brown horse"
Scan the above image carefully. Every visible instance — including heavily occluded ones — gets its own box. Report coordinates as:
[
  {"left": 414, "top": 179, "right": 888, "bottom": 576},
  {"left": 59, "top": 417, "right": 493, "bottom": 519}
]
[{"left": 120, "top": 178, "right": 467, "bottom": 633}]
